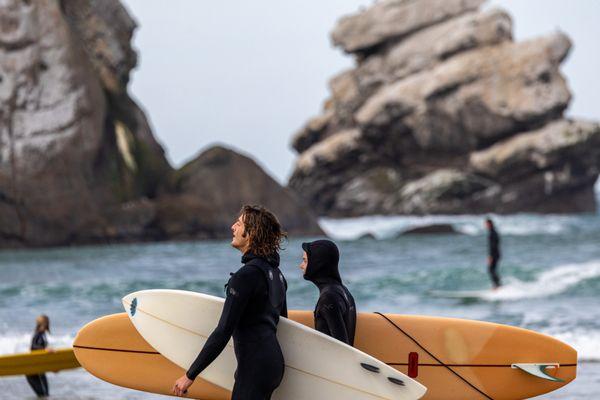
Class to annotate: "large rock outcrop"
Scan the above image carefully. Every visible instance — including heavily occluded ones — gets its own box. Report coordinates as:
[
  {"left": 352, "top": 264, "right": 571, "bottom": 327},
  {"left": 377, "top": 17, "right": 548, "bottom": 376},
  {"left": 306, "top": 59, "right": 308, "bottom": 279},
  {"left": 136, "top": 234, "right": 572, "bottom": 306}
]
[
  {"left": 0, "top": 0, "right": 321, "bottom": 248},
  {"left": 156, "top": 146, "right": 323, "bottom": 239},
  {"left": 289, "top": 0, "right": 600, "bottom": 216},
  {"left": 0, "top": 0, "right": 167, "bottom": 247}
]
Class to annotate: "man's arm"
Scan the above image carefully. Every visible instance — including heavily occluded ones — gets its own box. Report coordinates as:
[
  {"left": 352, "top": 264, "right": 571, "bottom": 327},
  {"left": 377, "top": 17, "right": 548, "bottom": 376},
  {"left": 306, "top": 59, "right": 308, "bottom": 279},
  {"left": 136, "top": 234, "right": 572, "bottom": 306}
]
[{"left": 185, "top": 268, "right": 256, "bottom": 380}]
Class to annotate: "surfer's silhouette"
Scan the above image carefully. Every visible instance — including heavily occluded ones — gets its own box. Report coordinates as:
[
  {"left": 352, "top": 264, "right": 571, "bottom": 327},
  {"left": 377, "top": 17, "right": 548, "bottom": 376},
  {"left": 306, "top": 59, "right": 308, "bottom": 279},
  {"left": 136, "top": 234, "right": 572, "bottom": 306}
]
[
  {"left": 485, "top": 218, "right": 502, "bottom": 289},
  {"left": 26, "top": 315, "right": 51, "bottom": 398}
]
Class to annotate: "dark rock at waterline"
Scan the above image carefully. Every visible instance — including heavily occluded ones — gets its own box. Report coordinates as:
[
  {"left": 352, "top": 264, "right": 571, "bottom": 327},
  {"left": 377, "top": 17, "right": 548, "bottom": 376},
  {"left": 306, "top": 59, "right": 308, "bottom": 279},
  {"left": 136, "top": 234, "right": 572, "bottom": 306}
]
[
  {"left": 358, "top": 232, "right": 376, "bottom": 240},
  {"left": 398, "top": 224, "right": 460, "bottom": 236},
  {"left": 289, "top": 0, "right": 600, "bottom": 216},
  {"left": 0, "top": 1, "right": 321, "bottom": 248}
]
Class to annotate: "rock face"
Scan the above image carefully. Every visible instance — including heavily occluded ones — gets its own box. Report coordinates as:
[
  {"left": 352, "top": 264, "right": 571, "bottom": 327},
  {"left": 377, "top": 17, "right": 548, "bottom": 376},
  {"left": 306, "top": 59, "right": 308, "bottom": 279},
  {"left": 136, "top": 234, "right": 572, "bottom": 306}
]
[
  {"left": 156, "top": 146, "right": 323, "bottom": 239},
  {"left": 289, "top": 0, "right": 600, "bottom": 216},
  {"left": 0, "top": 0, "right": 321, "bottom": 248},
  {"left": 0, "top": 0, "right": 166, "bottom": 247}
]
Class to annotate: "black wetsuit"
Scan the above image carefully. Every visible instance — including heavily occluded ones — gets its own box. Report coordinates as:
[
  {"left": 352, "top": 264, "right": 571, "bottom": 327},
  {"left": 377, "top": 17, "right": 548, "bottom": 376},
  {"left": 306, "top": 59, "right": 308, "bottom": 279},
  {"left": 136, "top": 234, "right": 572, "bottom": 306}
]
[
  {"left": 302, "top": 240, "right": 356, "bottom": 346},
  {"left": 186, "top": 253, "right": 287, "bottom": 400},
  {"left": 488, "top": 227, "right": 501, "bottom": 287},
  {"left": 26, "top": 331, "right": 49, "bottom": 397}
]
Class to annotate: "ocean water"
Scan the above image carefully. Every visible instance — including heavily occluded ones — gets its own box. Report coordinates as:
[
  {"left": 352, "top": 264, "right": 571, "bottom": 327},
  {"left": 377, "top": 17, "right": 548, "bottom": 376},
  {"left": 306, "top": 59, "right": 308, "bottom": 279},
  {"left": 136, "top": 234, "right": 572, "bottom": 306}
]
[{"left": 0, "top": 213, "right": 599, "bottom": 399}]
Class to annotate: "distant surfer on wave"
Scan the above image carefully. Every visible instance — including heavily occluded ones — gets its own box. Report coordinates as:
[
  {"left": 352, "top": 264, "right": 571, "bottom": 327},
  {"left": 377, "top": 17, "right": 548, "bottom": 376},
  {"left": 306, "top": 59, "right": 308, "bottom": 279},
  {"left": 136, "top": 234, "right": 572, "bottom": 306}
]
[
  {"left": 485, "top": 218, "right": 502, "bottom": 289},
  {"left": 299, "top": 240, "right": 357, "bottom": 346},
  {"left": 173, "top": 205, "right": 288, "bottom": 399},
  {"left": 26, "top": 315, "right": 51, "bottom": 398}
]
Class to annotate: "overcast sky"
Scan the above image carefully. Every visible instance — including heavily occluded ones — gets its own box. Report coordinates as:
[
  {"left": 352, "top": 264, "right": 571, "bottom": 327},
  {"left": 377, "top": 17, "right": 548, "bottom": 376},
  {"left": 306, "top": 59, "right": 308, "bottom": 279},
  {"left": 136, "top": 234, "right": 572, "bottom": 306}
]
[{"left": 121, "top": 0, "right": 600, "bottom": 184}]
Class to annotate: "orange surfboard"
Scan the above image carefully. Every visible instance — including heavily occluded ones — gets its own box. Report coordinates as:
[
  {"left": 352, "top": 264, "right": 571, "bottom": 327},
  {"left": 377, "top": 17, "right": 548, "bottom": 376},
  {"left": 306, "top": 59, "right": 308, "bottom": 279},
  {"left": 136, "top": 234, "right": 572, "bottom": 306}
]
[{"left": 74, "top": 312, "right": 576, "bottom": 400}]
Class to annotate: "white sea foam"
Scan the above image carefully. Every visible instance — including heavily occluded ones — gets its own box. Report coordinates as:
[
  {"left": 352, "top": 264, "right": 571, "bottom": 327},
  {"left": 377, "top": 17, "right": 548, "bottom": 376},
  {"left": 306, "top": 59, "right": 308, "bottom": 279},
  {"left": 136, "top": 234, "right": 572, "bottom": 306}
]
[
  {"left": 0, "top": 333, "right": 74, "bottom": 355},
  {"left": 0, "top": 333, "right": 30, "bottom": 355},
  {"left": 466, "top": 260, "right": 600, "bottom": 301},
  {"left": 548, "top": 329, "right": 600, "bottom": 362},
  {"left": 319, "top": 214, "right": 584, "bottom": 240}
]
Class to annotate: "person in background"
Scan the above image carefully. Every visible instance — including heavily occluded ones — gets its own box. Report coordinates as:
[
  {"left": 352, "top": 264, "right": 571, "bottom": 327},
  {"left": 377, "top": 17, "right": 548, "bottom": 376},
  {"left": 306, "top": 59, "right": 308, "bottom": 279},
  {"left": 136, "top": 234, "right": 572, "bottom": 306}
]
[
  {"left": 299, "top": 239, "right": 356, "bottom": 346},
  {"left": 486, "top": 218, "right": 502, "bottom": 289},
  {"left": 27, "top": 315, "right": 51, "bottom": 398}
]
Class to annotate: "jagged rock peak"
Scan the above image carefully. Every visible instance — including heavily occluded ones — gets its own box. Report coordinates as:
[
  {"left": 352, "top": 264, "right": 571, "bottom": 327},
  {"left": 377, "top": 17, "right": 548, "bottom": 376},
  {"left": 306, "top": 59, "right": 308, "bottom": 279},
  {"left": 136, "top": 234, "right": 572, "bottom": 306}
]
[{"left": 331, "top": 0, "right": 485, "bottom": 54}]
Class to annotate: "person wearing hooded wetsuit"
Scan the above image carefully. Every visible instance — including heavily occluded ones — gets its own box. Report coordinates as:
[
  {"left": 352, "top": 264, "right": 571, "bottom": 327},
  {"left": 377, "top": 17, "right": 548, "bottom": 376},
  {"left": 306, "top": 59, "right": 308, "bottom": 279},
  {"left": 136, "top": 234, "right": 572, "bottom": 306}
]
[
  {"left": 486, "top": 218, "right": 502, "bottom": 289},
  {"left": 173, "top": 206, "right": 288, "bottom": 400},
  {"left": 300, "top": 240, "right": 356, "bottom": 346}
]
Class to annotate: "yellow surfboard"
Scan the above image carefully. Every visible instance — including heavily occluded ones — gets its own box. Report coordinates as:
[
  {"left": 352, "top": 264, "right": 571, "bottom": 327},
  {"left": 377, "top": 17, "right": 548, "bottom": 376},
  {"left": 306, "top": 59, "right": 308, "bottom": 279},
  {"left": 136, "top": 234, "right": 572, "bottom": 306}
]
[
  {"left": 0, "top": 348, "right": 80, "bottom": 376},
  {"left": 74, "top": 312, "right": 576, "bottom": 400}
]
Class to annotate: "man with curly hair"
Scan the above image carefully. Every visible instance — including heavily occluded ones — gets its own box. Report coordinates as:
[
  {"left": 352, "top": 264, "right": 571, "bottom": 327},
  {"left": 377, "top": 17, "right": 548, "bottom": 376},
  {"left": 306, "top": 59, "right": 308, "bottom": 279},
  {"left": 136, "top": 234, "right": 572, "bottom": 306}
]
[{"left": 173, "top": 205, "right": 288, "bottom": 400}]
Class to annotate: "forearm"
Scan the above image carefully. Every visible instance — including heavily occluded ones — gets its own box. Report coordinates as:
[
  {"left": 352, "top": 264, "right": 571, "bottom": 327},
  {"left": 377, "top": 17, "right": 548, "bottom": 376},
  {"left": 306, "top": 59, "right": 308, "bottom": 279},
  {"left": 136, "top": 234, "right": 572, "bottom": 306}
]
[
  {"left": 186, "top": 271, "right": 252, "bottom": 379},
  {"left": 186, "top": 327, "right": 231, "bottom": 380}
]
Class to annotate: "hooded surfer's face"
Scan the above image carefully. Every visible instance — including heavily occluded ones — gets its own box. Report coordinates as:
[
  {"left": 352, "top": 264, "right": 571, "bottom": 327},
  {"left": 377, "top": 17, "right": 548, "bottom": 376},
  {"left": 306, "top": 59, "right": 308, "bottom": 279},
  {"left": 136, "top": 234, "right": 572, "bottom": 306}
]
[
  {"left": 299, "top": 251, "right": 308, "bottom": 275},
  {"left": 231, "top": 215, "right": 250, "bottom": 253},
  {"left": 301, "top": 240, "right": 342, "bottom": 284}
]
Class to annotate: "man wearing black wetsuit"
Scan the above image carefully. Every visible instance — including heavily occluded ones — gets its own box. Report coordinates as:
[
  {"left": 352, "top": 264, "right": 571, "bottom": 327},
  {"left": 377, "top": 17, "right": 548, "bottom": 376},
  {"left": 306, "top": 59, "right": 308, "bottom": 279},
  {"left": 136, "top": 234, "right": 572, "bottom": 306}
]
[
  {"left": 173, "top": 205, "right": 288, "bottom": 400},
  {"left": 300, "top": 240, "right": 356, "bottom": 346},
  {"left": 486, "top": 218, "right": 501, "bottom": 289}
]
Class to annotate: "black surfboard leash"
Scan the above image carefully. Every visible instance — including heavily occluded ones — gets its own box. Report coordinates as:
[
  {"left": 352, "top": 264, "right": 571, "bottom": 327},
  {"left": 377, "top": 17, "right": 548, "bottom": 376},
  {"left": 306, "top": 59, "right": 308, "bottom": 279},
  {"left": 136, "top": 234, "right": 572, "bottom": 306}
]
[{"left": 374, "top": 312, "right": 495, "bottom": 400}]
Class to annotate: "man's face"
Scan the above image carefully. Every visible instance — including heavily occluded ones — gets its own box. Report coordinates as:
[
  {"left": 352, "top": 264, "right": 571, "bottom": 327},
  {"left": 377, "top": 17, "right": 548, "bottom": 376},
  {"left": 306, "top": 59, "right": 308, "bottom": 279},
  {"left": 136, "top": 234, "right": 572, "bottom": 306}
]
[
  {"left": 299, "top": 251, "right": 308, "bottom": 275},
  {"left": 231, "top": 215, "right": 250, "bottom": 252}
]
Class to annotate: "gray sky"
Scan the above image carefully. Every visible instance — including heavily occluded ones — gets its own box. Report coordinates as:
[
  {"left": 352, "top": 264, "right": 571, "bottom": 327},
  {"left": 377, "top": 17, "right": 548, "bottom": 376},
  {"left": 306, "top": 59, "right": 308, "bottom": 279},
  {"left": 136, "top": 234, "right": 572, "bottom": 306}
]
[{"left": 121, "top": 0, "right": 600, "bottom": 184}]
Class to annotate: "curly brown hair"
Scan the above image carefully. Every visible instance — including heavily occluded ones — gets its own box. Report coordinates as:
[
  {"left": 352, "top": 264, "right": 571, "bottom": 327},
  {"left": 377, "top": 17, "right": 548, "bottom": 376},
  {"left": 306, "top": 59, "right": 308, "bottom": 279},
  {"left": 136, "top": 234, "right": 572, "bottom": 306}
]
[{"left": 240, "top": 205, "right": 287, "bottom": 257}]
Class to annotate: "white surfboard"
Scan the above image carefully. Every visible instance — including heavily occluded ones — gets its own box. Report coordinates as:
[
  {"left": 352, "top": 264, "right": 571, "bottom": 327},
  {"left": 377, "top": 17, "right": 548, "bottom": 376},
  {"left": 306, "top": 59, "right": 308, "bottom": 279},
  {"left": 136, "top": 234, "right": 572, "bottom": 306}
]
[{"left": 123, "top": 290, "right": 426, "bottom": 400}]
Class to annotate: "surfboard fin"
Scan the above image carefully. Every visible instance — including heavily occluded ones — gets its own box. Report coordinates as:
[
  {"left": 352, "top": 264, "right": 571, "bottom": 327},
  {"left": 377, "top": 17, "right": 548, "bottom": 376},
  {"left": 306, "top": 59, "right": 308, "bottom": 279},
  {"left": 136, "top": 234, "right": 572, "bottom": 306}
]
[
  {"left": 129, "top": 297, "right": 137, "bottom": 317},
  {"left": 511, "top": 363, "right": 564, "bottom": 382}
]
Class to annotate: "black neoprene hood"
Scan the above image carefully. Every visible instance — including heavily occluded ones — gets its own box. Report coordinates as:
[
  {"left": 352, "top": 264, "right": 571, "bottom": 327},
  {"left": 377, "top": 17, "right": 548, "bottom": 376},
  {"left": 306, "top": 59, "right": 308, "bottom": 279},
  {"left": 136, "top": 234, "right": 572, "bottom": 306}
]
[{"left": 301, "top": 239, "right": 342, "bottom": 284}]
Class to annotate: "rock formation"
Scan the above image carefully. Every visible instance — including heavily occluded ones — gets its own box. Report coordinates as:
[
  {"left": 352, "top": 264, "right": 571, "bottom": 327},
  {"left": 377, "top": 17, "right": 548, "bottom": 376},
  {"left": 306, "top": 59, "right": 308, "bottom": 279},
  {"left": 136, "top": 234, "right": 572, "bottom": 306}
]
[
  {"left": 399, "top": 224, "right": 460, "bottom": 235},
  {"left": 156, "top": 146, "right": 323, "bottom": 239},
  {"left": 289, "top": 0, "right": 600, "bottom": 216},
  {"left": 0, "top": 0, "right": 321, "bottom": 248}
]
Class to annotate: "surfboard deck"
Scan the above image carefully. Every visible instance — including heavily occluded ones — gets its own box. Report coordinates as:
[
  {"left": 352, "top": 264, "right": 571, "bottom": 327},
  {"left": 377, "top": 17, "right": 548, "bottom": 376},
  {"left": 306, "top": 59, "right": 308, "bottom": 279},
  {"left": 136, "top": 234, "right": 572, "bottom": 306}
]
[
  {"left": 123, "top": 290, "right": 426, "bottom": 400},
  {"left": 0, "top": 348, "right": 80, "bottom": 376},
  {"left": 75, "top": 311, "right": 576, "bottom": 400}
]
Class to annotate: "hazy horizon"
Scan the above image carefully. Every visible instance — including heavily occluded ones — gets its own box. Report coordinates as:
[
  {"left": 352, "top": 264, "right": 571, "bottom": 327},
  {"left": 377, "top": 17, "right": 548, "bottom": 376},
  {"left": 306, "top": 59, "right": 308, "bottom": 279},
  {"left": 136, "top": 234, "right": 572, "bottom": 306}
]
[{"left": 121, "top": 0, "right": 600, "bottom": 184}]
